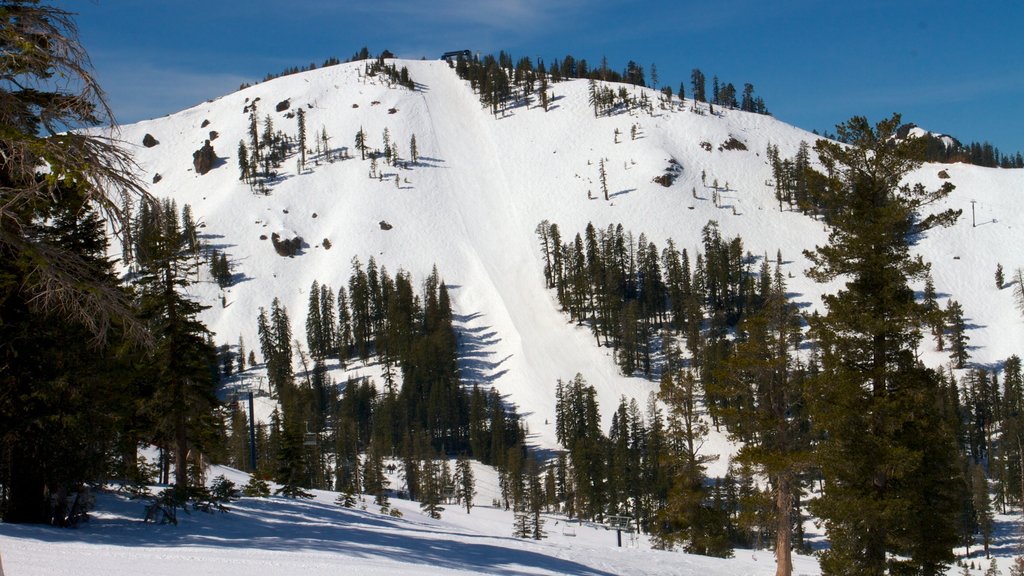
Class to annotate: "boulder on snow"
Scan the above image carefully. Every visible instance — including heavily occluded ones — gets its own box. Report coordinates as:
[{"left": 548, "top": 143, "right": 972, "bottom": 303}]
[
  {"left": 201, "top": 119, "right": 210, "bottom": 128},
  {"left": 142, "top": 133, "right": 159, "bottom": 148},
  {"left": 379, "top": 220, "right": 393, "bottom": 231},
  {"left": 152, "top": 173, "right": 162, "bottom": 184},
  {"left": 719, "top": 137, "right": 747, "bottom": 151},
  {"left": 938, "top": 170, "right": 950, "bottom": 179},
  {"left": 192, "top": 140, "right": 216, "bottom": 175},
  {"left": 276, "top": 99, "right": 290, "bottom": 112},
  {"left": 209, "top": 130, "right": 219, "bottom": 141},
  {"left": 271, "top": 231, "right": 303, "bottom": 257}
]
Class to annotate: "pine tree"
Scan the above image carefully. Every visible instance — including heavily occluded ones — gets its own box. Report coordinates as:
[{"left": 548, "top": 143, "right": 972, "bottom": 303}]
[
  {"left": 973, "top": 464, "right": 994, "bottom": 558},
  {"left": 600, "top": 159, "right": 609, "bottom": 201},
  {"left": 1014, "top": 269, "right": 1024, "bottom": 318},
  {"left": 948, "top": 299, "right": 970, "bottom": 369},
  {"left": 296, "top": 108, "right": 307, "bottom": 170},
  {"left": 237, "top": 140, "right": 250, "bottom": 183},
  {"left": 996, "top": 264, "right": 1005, "bottom": 289},
  {"left": 712, "top": 263, "right": 808, "bottom": 576},
  {"left": 657, "top": 369, "right": 730, "bottom": 557},
  {"left": 456, "top": 454, "right": 476, "bottom": 513},
  {"left": 805, "top": 115, "right": 962, "bottom": 576},
  {"left": 409, "top": 133, "right": 419, "bottom": 164},
  {"left": 355, "top": 127, "right": 367, "bottom": 160},
  {"left": 136, "top": 199, "right": 221, "bottom": 492}
]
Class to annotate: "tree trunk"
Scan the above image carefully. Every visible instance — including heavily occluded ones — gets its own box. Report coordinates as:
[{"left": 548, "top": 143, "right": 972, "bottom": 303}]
[
  {"left": 175, "top": 392, "right": 188, "bottom": 489},
  {"left": 775, "top": 472, "right": 793, "bottom": 576},
  {"left": 4, "top": 445, "right": 48, "bottom": 524}
]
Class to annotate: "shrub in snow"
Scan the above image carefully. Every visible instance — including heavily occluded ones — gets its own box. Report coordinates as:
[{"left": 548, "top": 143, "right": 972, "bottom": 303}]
[{"left": 242, "top": 477, "right": 271, "bottom": 498}]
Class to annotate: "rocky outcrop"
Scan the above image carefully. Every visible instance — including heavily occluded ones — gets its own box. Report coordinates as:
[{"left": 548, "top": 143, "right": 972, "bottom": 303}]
[
  {"left": 271, "top": 232, "right": 303, "bottom": 257},
  {"left": 142, "top": 133, "right": 159, "bottom": 147},
  {"left": 192, "top": 140, "right": 216, "bottom": 175}
]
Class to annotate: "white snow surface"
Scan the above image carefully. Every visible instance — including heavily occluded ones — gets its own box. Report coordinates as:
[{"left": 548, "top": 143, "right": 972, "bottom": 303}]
[
  {"left": 4, "top": 59, "right": 1020, "bottom": 575},
  {"left": 0, "top": 465, "right": 827, "bottom": 576},
  {"left": 102, "top": 59, "right": 1024, "bottom": 451}
]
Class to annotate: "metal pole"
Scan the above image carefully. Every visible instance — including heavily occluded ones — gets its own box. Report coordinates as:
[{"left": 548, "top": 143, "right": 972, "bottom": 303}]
[
  {"left": 972, "top": 200, "right": 977, "bottom": 227},
  {"left": 248, "top": 391, "right": 257, "bottom": 471},
  {"left": 617, "top": 528, "right": 622, "bottom": 547}
]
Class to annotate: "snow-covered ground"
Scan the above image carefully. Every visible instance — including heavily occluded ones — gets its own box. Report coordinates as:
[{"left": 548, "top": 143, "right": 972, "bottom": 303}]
[
  {"left": 4, "top": 58, "right": 1021, "bottom": 575},
  {"left": 0, "top": 463, "right": 827, "bottom": 576},
  {"left": 1, "top": 462, "right": 1019, "bottom": 575},
  {"left": 102, "top": 58, "right": 1024, "bottom": 454}
]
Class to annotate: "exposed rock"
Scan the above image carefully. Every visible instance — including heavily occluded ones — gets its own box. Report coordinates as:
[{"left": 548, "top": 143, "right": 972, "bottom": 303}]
[
  {"left": 322, "top": 238, "right": 332, "bottom": 250},
  {"left": 379, "top": 220, "right": 393, "bottom": 231},
  {"left": 700, "top": 141, "right": 712, "bottom": 152},
  {"left": 719, "top": 137, "right": 747, "bottom": 151},
  {"left": 259, "top": 234, "right": 268, "bottom": 241},
  {"left": 209, "top": 130, "right": 219, "bottom": 141},
  {"left": 152, "top": 173, "right": 162, "bottom": 184},
  {"left": 142, "top": 133, "right": 159, "bottom": 148},
  {"left": 938, "top": 170, "right": 950, "bottom": 179},
  {"left": 192, "top": 140, "right": 216, "bottom": 175},
  {"left": 653, "top": 158, "right": 683, "bottom": 187},
  {"left": 276, "top": 99, "right": 290, "bottom": 112},
  {"left": 271, "top": 232, "right": 303, "bottom": 257},
  {"left": 388, "top": 108, "right": 399, "bottom": 114},
  {"left": 201, "top": 119, "right": 210, "bottom": 128}
]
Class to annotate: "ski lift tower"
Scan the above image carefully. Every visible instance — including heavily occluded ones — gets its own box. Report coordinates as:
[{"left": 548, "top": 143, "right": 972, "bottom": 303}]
[{"left": 606, "top": 515, "right": 634, "bottom": 547}]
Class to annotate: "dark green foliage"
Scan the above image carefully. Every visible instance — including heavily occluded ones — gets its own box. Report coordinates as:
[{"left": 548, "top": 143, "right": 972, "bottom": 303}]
[
  {"left": 210, "top": 249, "right": 232, "bottom": 288},
  {"left": 805, "top": 115, "right": 962, "bottom": 576},
  {"left": 135, "top": 198, "right": 222, "bottom": 491},
  {"left": 656, "top": 369, "right": 731, "bottom": 557},
  {"left": 947, "top": 300, "right": 970, "bottom": 369},
  {"left": 452, "top": 52, "right": 766, "bottom": 118},
  {"left": 456, "top": 454, "right": 476, "bottom": 513},
  {"left": 242, "top": 476, "right": 271, "bottom": 497}
]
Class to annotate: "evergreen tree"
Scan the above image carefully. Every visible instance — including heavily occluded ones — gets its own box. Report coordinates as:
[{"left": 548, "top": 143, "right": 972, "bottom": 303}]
[
  {"left": 0, "top": 2, "right": 159, "bottom": 523},
  {"left": 973, "top": 464, "right": 994, "bottom": 558},
  {"left": 657, "top": 369, "right": 730, "bottom": 557},
  {"left": 805, "top": 114, "right": 962, "bottom": 576},
  {"left": 136, "top": 199, "right": 221, "bottom": 492},
  {"left": 237, "top": 140, "right": 250, "bottom": 183},
  {"left": 600, "top": 159, "right": 609, "bottom": 201},
  {"left": 296, "top": 108, "right": 307, "bottom": 170},
  {"left": 712, "top": 263, "right": 808, "bottom": 576},
  {"left": 691, "top": 68, "right": 706, "bottom": 103},
  {"left": 948, "top": 299, "right": 970, "bottom": 369},
  {"left": 456, "top": 454, "right": 476, "bottom": 513}
]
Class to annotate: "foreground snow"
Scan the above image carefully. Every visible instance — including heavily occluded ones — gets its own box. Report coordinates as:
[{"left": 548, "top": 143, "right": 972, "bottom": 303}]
[
  {"left": 0, "top": 467, "right": 823, "bottom": 576},
  {"left": 2, "top": 463, "right": 1018, "bottom": 575}
]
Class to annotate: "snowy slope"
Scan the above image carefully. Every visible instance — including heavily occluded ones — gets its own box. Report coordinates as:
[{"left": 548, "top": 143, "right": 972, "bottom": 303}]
[
  {"left": 108, "top": 58, "right": 1024, "bottom": 454},
  {"left": 0, "top": 464, "right": 826, "bottom": 576},
  {"left": 5, "top": 58, "right": 1023, "bottom": 576}
]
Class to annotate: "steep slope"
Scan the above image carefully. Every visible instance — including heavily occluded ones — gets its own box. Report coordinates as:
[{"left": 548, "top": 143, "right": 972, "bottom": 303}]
[{"left": 112, "top": 58, "right": 1024, "bottom": 452}]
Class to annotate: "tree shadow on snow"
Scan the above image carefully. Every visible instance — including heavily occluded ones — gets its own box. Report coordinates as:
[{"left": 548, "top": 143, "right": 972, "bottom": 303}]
[{"left": 0, "top": 493, "right": 616, "bottom": 576}]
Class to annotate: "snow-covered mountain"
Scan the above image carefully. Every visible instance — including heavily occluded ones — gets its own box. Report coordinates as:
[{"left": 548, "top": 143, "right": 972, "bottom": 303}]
[
  {"left": 112, "top": 57, "right": 1023, "bottom": 452},
  {"left": 5, "top": 56, "right": 1023, "bottom": 576}
]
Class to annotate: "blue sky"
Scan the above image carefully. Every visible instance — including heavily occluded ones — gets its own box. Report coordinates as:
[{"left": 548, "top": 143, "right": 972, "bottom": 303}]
[{"left": 76, "top": 0, "right": 1024, "bottom": 155}]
